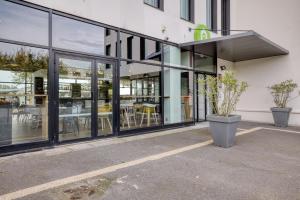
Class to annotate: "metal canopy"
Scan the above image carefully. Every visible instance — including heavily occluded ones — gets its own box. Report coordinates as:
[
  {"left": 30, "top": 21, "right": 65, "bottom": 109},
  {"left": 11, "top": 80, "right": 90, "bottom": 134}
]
[{"left": 180, "top": 31, "right": 289, "bottom": 62}]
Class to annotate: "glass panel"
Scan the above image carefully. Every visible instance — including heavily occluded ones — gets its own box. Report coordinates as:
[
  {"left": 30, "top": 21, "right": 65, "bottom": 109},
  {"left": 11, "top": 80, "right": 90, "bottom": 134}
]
[
  {"left": 120, "top": 61, "right": 161, "bottom": 130},
  {"left": 164, "top": 68, "right": 193, "bottom": 124},
  {"left": 180, "top": 0, "right": 190, "bottom": 20},
  {"left": 206, "top": 75, "right": 214, "bottom": 116},
  {"left": 144, "top": 0, "right": 159, "bottom": 8},
  {"left": 0, "top": 1, "right": 48, "bottom": 45},
  {"left": 58, "top": 57, "right": 92, "bottom": 141},
  {"left": 206, "top": 0, "right": 212, "bottom": 29},
  {"left": 53, "top": 15, "right": 117, "bottom": 55},
  {"left": 97, "top": 62, "right": 113, "bottom": 136},
  {"left": 197, "top": 74, "right": 206, "bottom": 121},
  {"left": 0, "top": 42, "right": 48, "bottom": 146},
  {"left": 194, "top": 53, "right": 216, "bottom": 73},
  {"left": 120, "top": 32, "right": 162, "bottom": 64},
  {"left": 163, "top": 45, "right": 192, "bottom": 69}
]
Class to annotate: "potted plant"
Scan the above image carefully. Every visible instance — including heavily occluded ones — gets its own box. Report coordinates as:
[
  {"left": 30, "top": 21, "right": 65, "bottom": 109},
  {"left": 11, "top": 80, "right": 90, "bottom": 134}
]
[
  {"left": 268, "top": 80, "right": 298, "bottom": 127},
  {"left": 201, "top": 71, "right": 248, "bottom": 148}
]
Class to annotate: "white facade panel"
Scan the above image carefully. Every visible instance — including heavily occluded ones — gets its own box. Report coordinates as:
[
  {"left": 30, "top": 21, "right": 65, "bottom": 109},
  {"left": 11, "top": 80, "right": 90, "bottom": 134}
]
[{"left": 231, "top": 0, "right": 300, "bottom": 125}]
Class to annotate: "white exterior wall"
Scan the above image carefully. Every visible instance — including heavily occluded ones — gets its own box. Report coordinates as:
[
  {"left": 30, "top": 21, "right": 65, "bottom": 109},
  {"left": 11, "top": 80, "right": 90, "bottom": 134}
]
[
  {"left": 231, "top": 0, "right": 300, "bottom": 125},
  {"left": 25, "top": 0, "right": 208, "bottom": 43}
]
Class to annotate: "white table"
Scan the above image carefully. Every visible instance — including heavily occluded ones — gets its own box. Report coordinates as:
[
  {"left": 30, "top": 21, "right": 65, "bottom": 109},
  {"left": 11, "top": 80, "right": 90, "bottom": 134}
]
[{"left": 59, "top": 112, "right": 112, "bottom": 132}]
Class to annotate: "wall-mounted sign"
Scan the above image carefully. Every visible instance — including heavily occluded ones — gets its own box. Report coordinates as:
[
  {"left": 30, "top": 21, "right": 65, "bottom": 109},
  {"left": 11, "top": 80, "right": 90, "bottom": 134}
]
[{"left": 194, "top": 24, "right": 211, "bottom": 41}]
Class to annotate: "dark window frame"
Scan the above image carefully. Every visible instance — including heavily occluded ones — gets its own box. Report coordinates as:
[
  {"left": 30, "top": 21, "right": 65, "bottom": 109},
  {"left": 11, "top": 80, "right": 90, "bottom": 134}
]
[
  {"left": 105, "top": 29, "right": 111, "bottom": 36},
  {"left": 105, "top": 44, "right": 111, "bottom": 68},
  {"left": 127, "top": 36, "right": 133, "bottom": 63},
  {"left": 144, "top": 0, "right": 164, "bottom": 11},
  {"left": 221, "top": 0, "right": 230, "bottom": 35}
]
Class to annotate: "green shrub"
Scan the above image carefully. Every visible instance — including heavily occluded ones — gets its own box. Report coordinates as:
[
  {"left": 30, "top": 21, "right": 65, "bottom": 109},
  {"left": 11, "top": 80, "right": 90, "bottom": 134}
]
[
  {"left": 200, "top": 71, "right": 248, "bottom": 117},
  {"left": 268, "top": 80, "right": 298, "bottom": 108}
]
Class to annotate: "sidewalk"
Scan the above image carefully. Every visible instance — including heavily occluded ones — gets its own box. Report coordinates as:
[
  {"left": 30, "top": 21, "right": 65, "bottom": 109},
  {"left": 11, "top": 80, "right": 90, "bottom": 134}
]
[{"left": 0, "top": 121, "right": 300, "bottom": 200}]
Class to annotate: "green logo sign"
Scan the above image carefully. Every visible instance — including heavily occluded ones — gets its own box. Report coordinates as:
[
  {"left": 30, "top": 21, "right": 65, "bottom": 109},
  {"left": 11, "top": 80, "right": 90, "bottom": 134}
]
[{"left": 194, "top": 24, "right": 211, "bottom": 41}]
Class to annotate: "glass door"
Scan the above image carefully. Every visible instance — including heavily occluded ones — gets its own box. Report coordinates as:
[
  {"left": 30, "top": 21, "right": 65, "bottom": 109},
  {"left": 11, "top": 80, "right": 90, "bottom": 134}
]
[
  {"left": 196, "top": 73, "right": 215, "bottom": 122},
  {"left": 96, "top": 61, "right": 114, "bottom": 136},
  {"left": 196, "top": 74, "right": 206, "bottom": 121},
  {"left": 57, "top": 55, "right": 93, "bottom": 142},
  {"left": 55, "top": 54, "right": 115, "bottom": 143}
]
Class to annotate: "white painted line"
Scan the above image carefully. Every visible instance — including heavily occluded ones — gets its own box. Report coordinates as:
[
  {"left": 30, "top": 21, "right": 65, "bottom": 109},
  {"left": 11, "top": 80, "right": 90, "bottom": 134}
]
[
  {"left": 262, "top": 127, "right": 300, "bottom": 134},
  {"left": 0, "top": 127, "right": 261, "bottom": 200}
]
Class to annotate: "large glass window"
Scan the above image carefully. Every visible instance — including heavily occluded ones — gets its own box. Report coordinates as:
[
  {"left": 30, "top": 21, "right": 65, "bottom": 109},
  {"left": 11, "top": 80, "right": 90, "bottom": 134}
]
[
  {"left": 0, "top": 1, "right": 48, "bottom": 45},
  {"left": 180, "top": 0, "right": 194, "bottom": 22},
  {"left": 163, "top": 45, "right": 192, "bottom": 69},
  {"left": 0, "top": 42, "right": 49, "bottom": 147},
  {"left": 120, "top": 61, "right": 161, "bottom": 130},
  {"left": 53, "top": 15, "right": 117, "bottom": 55},
  {"left": 120, "top": 32, "right": 162, "bottom": 64},
  {"left": 206, "top": 0, "right": 217, "bottom": 32},
  {"left": 164, "top": 68, "right": 193, "bottom": 124}
]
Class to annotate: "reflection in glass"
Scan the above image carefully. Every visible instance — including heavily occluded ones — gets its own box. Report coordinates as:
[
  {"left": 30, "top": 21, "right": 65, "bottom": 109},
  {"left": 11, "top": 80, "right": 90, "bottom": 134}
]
[
  {"left": 0, "top": 0, "right": 48, "bottom": 45},
  {"left": 205, "top": 75, "right": 214, "bottom": 116},
  {"left": 195, "top": 74, "right": 214, "bottom": 121},
  {"left": 194, "top": 53, "right": 216, "bottom": 73},
  {"left": 53, "top": 15, "right": 116, "bottom": 55},
  {"left": 164, "top": 68, "right": 193, "bottom": 124},
  {"left": 163, "top": 45, "right": 192, "bottom": 68},
  {"left": 197, "top": 74, "right": 206, "bottom": 121},
  {"left": 120, "top": 61, "right": 161, "bottom": 130},
  {"left": 97, "top": 62, "right": 113, "bottom": 136},
  {"left": 58, "top": 57, "right": 92, "bottom": 141},
  {"left": 0, "top": 42, "right": 48, "bottom": 146},
  {"left": 120, "top": 32, "right": 162, "bottom": 64}
]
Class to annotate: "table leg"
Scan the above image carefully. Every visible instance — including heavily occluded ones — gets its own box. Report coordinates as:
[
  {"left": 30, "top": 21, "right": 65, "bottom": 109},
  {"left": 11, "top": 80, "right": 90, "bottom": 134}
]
[{"left": 147, "top": 109, "right": 150, "bottom": 127}]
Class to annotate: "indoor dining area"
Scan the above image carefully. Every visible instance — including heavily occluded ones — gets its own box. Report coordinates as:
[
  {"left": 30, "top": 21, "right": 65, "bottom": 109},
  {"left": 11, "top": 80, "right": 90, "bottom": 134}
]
[
  {"left": 120, "top": 61, "right": 194, "bottom": 130},
  {"left": 0, "top": 43, "right": 49, "bottom": 147}
]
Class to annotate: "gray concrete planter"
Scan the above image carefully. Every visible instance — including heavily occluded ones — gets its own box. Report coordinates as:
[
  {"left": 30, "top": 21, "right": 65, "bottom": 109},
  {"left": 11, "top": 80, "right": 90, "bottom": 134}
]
[
  {"left": 207, "top": 115, "right": 241, "bottom": 148},
  {"left": 271, "top": 107, "right": 292, "bottom": 128}
]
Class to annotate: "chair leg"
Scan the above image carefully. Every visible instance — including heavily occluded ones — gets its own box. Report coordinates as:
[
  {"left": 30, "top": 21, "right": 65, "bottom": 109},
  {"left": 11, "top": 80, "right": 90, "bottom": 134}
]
[
  {"left": 155, "top": 114, "right": 158, "bottom": 125},
  {"left": 101, "top": 118, "right": 104, "bottom": 131},
  {"left": 134, "top": 116, "right": 137, "bottom": 127},
  {"left": 106, "top": 117, "right": 112, "bottom": 131},
  {"left": 125, "top": 113, "right": 130, "bottom": 128},
  {"left": 140, "top": 113, "right": 145, "bottom": 127}
]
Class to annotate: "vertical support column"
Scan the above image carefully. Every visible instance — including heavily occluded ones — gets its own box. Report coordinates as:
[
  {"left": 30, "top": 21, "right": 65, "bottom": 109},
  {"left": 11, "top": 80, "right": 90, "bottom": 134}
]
[
  {"left": 160, "top": 43, "right": 164, "bottom": 127},
  {"left": 48, "top": 9, "right": 56, "bottom": 145},
  {"left": 163, "top": 46, "right": 182, "bottom": 124}
]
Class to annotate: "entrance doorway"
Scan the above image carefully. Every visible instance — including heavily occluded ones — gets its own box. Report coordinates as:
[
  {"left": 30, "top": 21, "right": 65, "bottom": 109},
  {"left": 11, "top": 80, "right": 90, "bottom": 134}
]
[
  {"left": 195, "top": 73, "right": 215, "bottom": 122},
  {"left": 54, "top": 53, "right": 116, "bottom": 142}
]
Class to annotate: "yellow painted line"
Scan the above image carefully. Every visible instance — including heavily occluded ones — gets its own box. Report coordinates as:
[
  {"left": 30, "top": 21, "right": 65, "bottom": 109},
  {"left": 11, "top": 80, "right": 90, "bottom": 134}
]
[{"left": 0, "top": 127, "right": 261, "bottom": 200}]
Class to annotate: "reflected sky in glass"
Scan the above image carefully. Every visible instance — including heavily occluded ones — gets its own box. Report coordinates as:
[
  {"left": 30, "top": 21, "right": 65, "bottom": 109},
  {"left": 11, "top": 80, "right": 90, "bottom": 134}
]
[
  {"left": 0, "top": 42, "right": 48, "bottom": 83},
  {"left": 0, "top": 1, "right": 48, "bottom": 45},
  {"left": 53, "top": 15, "right": 105, "bottom": 55}
]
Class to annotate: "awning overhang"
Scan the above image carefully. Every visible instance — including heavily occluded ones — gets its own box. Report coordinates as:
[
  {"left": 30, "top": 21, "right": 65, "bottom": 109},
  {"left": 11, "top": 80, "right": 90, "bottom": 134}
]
[{"left": 180, "top": 31, "right": 289, "bottom": 62}]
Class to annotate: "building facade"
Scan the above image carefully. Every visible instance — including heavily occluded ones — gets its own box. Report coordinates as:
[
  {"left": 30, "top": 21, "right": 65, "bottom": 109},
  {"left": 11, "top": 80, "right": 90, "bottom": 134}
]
[{"left": 0, "top": 0, "right": 296, "bottom": 154}]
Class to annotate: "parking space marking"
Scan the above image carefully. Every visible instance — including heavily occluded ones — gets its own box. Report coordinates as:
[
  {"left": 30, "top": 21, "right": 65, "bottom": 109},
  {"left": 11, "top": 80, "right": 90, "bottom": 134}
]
[
  {"left": 0, "top": 127, "right": 261, "bottom": 200},
  {"left": 262, "top": 127, "right": 300, "bottom": 134}
]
